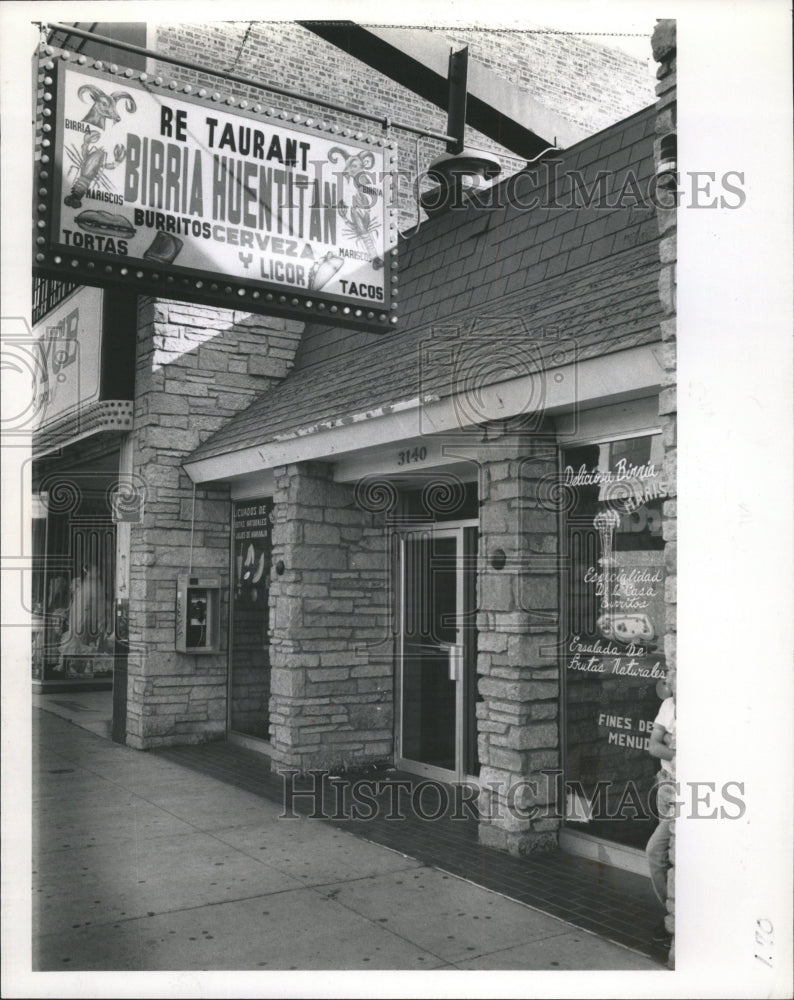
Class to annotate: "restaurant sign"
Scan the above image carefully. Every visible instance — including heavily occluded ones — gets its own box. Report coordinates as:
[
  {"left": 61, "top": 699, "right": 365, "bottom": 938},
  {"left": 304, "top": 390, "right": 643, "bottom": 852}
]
[
  {"left": 34, "top": 48, "right": 397, "bottom": 332},
  {"left": 32, "top": 284, "right": 103, "bottom": 429}
]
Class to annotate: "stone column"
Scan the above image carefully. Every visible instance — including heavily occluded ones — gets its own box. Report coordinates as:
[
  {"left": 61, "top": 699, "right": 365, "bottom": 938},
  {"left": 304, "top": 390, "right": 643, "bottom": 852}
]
[
  {"left": 268, "top": 461, "right": 393, "bottom": 771},
  {"left": 475, "top": 422, "right": 561, "bottom": 855},
  {"left": 652, "top": 17, "right": 677, "bottom": 969},
  {"left": 126, "top": 298, "right": 301, "bottom": 748}
]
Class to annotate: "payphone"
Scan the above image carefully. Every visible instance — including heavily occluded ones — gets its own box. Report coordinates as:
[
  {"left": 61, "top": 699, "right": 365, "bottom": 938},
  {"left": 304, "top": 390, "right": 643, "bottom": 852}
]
[{"left": 175, "top": 575, "right": 221, "bottom": 654}]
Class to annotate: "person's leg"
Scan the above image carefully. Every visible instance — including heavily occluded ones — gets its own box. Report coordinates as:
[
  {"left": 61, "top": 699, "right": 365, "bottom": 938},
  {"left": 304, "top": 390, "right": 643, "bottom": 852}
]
[{"left": 646, "top": 818, "right": 671, "bottom": 906}]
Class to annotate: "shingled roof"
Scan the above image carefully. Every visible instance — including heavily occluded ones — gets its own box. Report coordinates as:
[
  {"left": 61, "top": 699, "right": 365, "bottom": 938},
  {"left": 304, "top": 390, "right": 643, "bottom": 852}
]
[{"left": 187, "top": 104, "right": 662, "bottom": 467}]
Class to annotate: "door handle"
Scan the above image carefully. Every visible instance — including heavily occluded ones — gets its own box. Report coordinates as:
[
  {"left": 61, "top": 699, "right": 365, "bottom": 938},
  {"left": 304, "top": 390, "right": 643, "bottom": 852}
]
[{"left": 448, "top": 644, "right": 462, "bottom": 682}]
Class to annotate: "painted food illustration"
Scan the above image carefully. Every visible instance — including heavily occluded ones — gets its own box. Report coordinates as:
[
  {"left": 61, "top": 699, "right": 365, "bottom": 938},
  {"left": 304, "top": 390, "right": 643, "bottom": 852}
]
[
  {"left": 144, "top": 232, "right": 184, "bottom": 264},
  {"left": 308, "top": 251, "right": 344, "bottom": 291},
  {"left": 596, "top": 612, "right": 656, "bottom": 644},
  {"left": 75, "top": 209, "right": 136, "bottom": 237},
  {"left": 328, "top": 147, "right": 384, "bottom": 268},
  {"left": 593, "top": 507, "right": 656, "bottom": 646},
  {"left": 64, "top": 87, "right": 137, "bottom": 208},
  {"left": 241, "top": 543, "right": 266, "bottom": 584}
]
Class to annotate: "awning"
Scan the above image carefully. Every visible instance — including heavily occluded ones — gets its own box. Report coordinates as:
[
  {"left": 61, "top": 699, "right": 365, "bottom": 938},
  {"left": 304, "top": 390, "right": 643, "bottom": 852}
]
[{"left": 32, "top": 400, "right": 134, "bottom": 460}]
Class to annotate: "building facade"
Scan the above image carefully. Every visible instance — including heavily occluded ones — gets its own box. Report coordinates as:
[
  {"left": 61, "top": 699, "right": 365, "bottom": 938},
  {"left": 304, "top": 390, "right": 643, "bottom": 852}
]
[{"left": 31, "top": 18, "right": 675, "bottom": 959}]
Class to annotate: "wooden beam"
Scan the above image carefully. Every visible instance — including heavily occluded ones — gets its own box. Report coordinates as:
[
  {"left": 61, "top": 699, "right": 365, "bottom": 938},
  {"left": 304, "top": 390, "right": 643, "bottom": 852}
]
[{"left": 299, "top": 21, "right": 585, "bottom": 156}]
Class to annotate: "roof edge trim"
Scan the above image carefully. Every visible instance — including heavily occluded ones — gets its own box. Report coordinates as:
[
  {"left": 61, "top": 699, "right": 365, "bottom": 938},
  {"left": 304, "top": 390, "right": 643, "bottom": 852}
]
[{"left": 183, "top": 344, "right": 663, "bottom": 484}]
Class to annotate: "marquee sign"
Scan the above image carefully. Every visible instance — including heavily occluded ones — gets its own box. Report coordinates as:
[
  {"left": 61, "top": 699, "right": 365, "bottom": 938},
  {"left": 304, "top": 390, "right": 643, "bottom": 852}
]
[{"left": 34, "top": 47, "right": 398, "bottom": 332}]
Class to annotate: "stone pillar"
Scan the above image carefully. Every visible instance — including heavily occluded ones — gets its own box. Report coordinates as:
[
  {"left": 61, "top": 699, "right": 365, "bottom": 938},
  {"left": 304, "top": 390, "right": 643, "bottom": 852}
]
[
  {"left": 652, "top": 17, "right": 677, "bottom": 968},
  {"left": 268, "top": 461, "right": 393, "bottom": 770},
  {"left": 126, "top": 298, "right": 301, "bottom": 748},
  {"left": 476, "top": 422, "right": 561, "bottom": 855}
]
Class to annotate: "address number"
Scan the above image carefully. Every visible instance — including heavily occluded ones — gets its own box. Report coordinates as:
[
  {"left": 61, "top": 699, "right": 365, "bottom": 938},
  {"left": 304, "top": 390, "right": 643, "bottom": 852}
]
[{"left": 397, "top": 446, "right": 427, "bottom": 466}]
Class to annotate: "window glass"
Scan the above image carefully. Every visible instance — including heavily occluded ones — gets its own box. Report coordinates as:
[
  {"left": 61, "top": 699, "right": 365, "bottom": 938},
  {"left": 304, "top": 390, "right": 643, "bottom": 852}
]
[{"left": 562, "top": 433, "right": 670, "bottom": 848}]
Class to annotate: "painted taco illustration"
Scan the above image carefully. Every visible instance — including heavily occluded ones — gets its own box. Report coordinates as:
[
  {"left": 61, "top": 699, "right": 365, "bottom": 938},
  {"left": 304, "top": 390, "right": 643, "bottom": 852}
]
[{"left": 308, "top": 251, "right": 344, "bottom": 291}]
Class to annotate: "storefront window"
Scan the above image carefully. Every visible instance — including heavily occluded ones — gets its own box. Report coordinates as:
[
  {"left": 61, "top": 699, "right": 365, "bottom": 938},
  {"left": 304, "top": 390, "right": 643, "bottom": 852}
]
[
  {"left": 562, "top": 433, "right": 669, "bottom": 848},
  {"left": 32, "top": 495, "right": 116, "bottom": 684},
  {"left": 229, "top": 498, "right": 274, "bottom": 739}
]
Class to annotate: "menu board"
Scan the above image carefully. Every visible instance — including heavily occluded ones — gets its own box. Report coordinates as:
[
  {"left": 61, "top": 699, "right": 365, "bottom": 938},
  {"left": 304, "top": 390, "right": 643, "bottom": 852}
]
[{"left": 232, "top": 499, "right": 273, "bottom": 608}]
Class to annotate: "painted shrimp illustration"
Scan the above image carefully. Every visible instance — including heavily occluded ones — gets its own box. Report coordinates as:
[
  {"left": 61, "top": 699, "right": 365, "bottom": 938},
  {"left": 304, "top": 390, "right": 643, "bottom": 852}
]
[
  {"left": 64, "top": 130, "right": 127, "bottom": 208},
  {"left": 327, "top": 147, "right": 383, "bottom": 269}
]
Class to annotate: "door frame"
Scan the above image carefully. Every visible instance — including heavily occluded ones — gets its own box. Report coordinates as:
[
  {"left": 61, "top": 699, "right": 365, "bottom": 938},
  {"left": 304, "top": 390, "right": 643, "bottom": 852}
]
[{"left": 395, "top": 518, "right": 479, "bottom": 785}]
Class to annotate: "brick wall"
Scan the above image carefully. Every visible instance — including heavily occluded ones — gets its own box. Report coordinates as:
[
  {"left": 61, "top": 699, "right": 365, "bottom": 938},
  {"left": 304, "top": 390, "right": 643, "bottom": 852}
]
[
  {"left": 150, "top": 21, "right": 654, "bottom": 230},
  {"left": 431, "top": 26, "right": 654, "bottom": 134},
  {"left": 652, "top": 17, "right": 677, "bottom": 969},
  {"left": 475, "top": 422, "right": 561, "bottom": 855},
  {"left": 126, "top": 298, "right": 301, "bottom": 748},
  {"left": 267, "top": 461, "right": 393, "bottom": 770}
]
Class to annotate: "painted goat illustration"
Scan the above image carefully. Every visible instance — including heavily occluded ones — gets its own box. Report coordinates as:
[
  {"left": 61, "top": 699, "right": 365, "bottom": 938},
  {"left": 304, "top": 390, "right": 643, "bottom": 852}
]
[{"left": 77, "top": 84, "right": 137, "bottom": 130}]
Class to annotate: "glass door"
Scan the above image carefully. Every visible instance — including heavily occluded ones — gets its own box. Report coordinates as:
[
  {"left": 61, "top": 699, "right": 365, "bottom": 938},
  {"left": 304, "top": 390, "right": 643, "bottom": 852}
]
[
  {"left": 229, "top": 497, "right": 274, "bottom": 742},
  {"left": 397, "top": 524, "right": 479, "bottom": 782}
]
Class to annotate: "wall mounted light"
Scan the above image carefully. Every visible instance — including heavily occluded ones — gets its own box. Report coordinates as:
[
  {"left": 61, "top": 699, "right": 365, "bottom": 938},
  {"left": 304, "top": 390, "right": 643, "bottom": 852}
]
[
  {"left": 275, "top": 559, "right": 285, "bottom": 576},
  {"left": 490, "top": 548, "right": 506, "bottom": 571},
  {"left": 420, "top": 147, "right": 502, "bottom": 218}
]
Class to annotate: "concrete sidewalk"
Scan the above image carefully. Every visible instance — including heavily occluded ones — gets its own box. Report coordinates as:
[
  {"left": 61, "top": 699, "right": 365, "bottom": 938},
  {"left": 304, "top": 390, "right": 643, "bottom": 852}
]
[{"left": 32, "top": 708, "right": 661, "bottom": 972}]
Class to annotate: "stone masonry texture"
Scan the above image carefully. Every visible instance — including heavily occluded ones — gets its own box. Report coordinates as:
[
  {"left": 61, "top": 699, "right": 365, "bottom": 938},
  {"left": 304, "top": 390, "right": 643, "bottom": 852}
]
[
  {"left": 652, "top": 17, "right": 677, "bottom": 970},
  {"left": 125, "top": 298, "right": 301, "bottom": 748},
  {"left": 116, "top": 22, "right": 665, "bottom": 789},
  {"left": 474, "top": 420, "right": 561, "bottom": 856},
  {"left": 267, "top": 462, "right": 393, "bottom": 770}
]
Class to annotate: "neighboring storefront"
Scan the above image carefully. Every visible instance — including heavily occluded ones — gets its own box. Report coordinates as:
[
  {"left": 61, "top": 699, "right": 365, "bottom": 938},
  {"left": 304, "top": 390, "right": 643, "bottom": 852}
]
[{"left": 31, "top": 281, "right": 136, "bottom": 700}]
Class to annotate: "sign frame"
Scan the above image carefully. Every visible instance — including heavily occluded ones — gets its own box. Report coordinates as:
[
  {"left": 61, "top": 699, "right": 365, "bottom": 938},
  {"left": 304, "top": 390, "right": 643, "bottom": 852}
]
[{"left": 34, "top": 46, "right": 399, "bottom": 333}]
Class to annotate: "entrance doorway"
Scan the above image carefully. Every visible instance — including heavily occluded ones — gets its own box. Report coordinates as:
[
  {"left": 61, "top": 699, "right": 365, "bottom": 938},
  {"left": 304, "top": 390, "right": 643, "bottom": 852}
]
[{"left": 396, "top": 522, "right": 479, "bottom": 783}]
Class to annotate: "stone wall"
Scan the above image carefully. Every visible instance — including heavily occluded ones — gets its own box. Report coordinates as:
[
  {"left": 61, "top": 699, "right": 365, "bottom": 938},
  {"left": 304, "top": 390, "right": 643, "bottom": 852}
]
[
  {"left": 475, "top": 422, "right": 561, "bottom": 855},
  {"left": 125, "top": 298, "right": 301, "bottom": 748},
  {"left": 267, "top": 461, "right": 393, "bottom": 770},
  {"left": 652, "top": 17, "right": 677, "bottom": 969}
]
